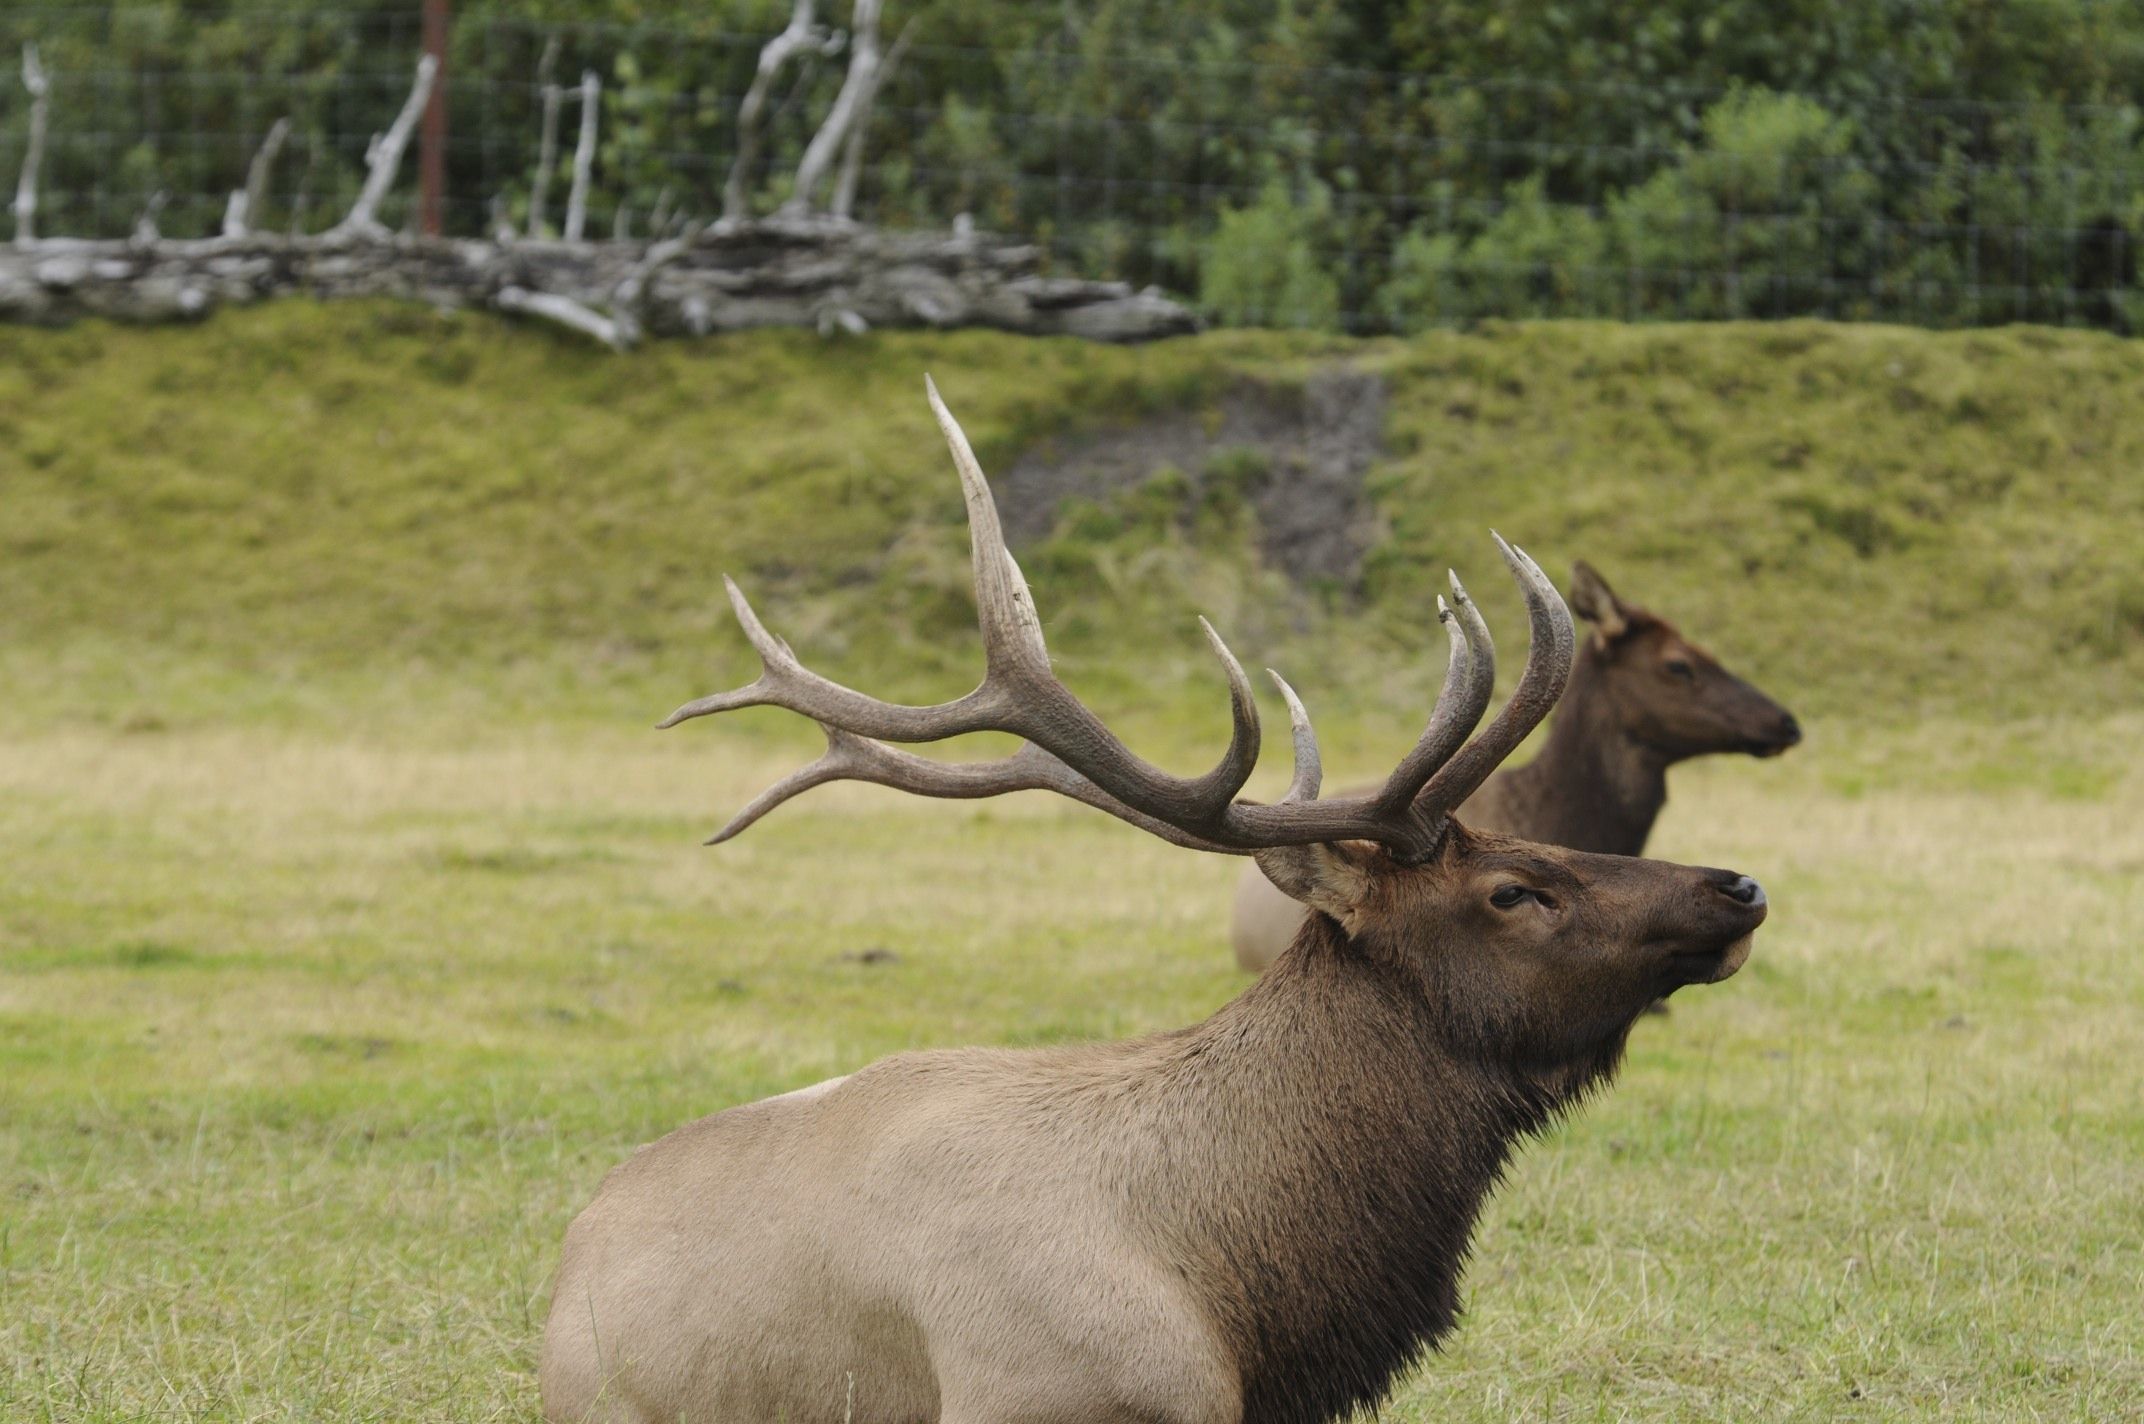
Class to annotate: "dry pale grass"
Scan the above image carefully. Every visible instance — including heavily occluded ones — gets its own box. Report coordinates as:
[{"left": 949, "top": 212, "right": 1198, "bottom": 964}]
[{"left": 1, "top": 715, "right": 2139, "bottom": 1420}]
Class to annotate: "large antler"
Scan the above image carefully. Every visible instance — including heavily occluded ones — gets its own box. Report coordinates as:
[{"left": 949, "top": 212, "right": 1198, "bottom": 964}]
[
  {"left": 660, "top": 377, "right": 1260, "bottom": 831},
  {"left": 665, "top": 379, "right": 1574, "bottom": 862}
]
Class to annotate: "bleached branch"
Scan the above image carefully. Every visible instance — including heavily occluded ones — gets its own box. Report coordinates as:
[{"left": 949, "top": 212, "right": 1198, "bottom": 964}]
[
  {"left": 495, "top": 285, "right": 624, "bottom": 349},
  {"left": 723, "top": 0, "right": 843, "bottom": 223},
  {"left": 563, "top": 71, "right": 600, "bottom": 243},
  {"left": 783, "top": 0, "right": 885, "bottom": 217},
  {"left": 830, "top": 18, "right": 913, "bottom": 221},
  {"left": 13, "top": 43, "right": 49, "bottom": 247},
  {"left": 223, "top": 116, "right": 290, "bottom": 238},
  {"left": 607, "top": 232, "right": 692, "bottom": 346},
  {"left": 329, "top": 53, "right": 438, "bottom": 240},
  {"left": 527, "top": 38, "right": 561, "bottom": 236},
  {"left": 131, "top": 189, "right": 166, "bottom": 245}
]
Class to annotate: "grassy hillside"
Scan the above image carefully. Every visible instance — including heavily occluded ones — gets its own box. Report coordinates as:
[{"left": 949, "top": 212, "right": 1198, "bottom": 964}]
[{"left": 4, "top": 306, "right": 2141, "bottom": 745}]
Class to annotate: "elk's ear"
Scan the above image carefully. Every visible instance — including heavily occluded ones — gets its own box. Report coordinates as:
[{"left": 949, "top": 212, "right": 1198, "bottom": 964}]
[
  {"left": 1567, "top": 560, "right": 1630, "bottom": 640},
  {"left": 1253, "top": 841, "right": 1376, "bottom": 921}
]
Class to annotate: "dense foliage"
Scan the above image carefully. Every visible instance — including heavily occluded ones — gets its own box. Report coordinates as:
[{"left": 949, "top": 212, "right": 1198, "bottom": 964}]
[{"left": 6, "top": 1, "right": 2144, "bottom": 330}]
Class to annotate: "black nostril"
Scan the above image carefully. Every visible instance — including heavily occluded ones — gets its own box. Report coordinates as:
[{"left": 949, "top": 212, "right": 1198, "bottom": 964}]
[
  {"left": 1777, "top": 716, "right": 1802, "bottom": 745},
  {"left": 1719, "top": 874, "right": 1765, "bottom": 907}
]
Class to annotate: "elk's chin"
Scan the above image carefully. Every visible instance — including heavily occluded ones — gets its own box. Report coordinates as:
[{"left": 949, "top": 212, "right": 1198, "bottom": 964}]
[
  {"left": 1705, "top": 932, "right": 1753, "bottom": 981},
  {"left": 1668, "top": 933, "right": 1754, "bottom": 986}
]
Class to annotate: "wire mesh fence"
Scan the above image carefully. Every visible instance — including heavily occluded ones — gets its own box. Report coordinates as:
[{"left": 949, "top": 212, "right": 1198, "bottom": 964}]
[{"left": 3, "top": 4, "right": 2143, "bottom": 333}]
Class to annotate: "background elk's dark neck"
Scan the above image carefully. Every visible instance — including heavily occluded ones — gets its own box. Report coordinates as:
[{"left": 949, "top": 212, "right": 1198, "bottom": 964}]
[
  {"left": 1505, "top": 650, "right": 1670, "bottom": 857},
  {"left": 1157, "top": 918, "right": 1602, "bottom": 1424}
]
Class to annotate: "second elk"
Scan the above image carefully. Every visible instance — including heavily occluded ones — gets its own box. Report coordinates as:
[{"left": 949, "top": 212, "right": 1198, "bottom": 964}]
[{"left": 540, "top": 380, "right": 1771, "bottom": 1424}]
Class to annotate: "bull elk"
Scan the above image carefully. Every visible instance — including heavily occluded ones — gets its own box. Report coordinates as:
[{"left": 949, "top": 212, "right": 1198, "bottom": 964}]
[
  {"left": 1231, "top": 560, "right": 1800, "bottom": 971},
  {"left": 540, "top": 381, "right": 1768, "bottom": 1424}
]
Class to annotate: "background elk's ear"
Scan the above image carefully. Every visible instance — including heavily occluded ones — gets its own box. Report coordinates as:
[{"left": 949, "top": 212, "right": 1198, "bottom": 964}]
[
  {"left": 1253, "top": 841, "right": 1376, "bottom": 921},
  {"left": 1567, "top": 560, "right": 1630, "bottom": 640}
]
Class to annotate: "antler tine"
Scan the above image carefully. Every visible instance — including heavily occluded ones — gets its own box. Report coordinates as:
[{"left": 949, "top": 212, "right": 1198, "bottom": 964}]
[
  {"left": 1445, "top": 569, "right": 1496, "bottom": 685},
  {"left": 1411, "top": 535, "right": 1576, "bottom": 822},
  {"left": 705, "top": 724, "right": 875, "bottom": 843},
  {"left": 658, "top": 575, "right": 999, "bottom": 735},
  {"left": 1266, "top": 670, "right": 1322, "bottom": 803},
  {"left": 927, "top": 374, "right": 1050, "bottom": 674},
  {"left": 912, "top": 376, "right": 1260, "bottom": 824},
  {"left": 665, "top": 380, "right": 1054, "bottom": 738},
  {"left": 1366, "top": 577, "right": 1495, "bottom": 815},
  {"left": 658, "top": 577, "right": 796, "bottom": 728},
  {"left": 1000, "top": 550, "right": 1048, "bottom": 661},
  {"left": 1199, "top": 616, "right": 1264, "bottom": 798}
]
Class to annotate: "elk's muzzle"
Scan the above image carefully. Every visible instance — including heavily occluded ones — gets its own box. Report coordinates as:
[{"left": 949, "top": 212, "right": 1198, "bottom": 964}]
[{"left": 1665, "top": 869, "right": 1767, "bottom": 985}]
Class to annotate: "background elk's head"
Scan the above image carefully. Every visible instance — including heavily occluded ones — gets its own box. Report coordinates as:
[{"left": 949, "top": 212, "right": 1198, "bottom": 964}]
[{"left": 1567, "top": 559, "right": 1801, "bottom": 760}]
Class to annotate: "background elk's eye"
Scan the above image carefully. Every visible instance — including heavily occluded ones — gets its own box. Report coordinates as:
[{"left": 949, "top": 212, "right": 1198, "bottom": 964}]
[
  {"left": 1490, "top": 885, "right": 1535, "bottom": 909},
  {"left": 1664, "top": 658, "right": 1695, "bottom": 680}
]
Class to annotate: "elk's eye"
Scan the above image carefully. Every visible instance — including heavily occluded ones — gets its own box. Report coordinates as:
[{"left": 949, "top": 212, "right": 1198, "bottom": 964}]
[
  {"left": 1664, "top": 659, "right": 1695, "bottom": 680},
  {"left": 1489, "top": 885, "right": 1535, "bottom": 909}
]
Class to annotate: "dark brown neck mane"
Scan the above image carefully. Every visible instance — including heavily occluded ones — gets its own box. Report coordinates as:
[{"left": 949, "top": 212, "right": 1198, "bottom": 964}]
[
  {"left": 1146, "top": 915, "right": 1631, "bottom": 1424},
  {"left": 1486, "top": 649, "right": 1671, "bottom": 857}
]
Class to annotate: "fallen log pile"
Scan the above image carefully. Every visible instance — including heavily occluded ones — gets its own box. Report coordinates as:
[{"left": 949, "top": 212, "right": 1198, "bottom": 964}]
[
  {"left": 2, "top": 21, "right": 1197, "bottom": 349},
  {"left": 0, "top": 220, "right": 1198, "bottom": 347}
]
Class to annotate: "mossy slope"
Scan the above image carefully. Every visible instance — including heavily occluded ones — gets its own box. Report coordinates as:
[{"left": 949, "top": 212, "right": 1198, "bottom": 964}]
[{"left": 3, "top": 306, "right": 2137, "bottom": 732}]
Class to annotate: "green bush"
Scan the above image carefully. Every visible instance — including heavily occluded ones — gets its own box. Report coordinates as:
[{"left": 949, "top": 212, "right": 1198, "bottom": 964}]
[
  {"left": 1197, "top": 178, "right": 1342, "bottom": 330},
  {"left": 1607, "top": 89, "right": 1879, "bottom": 319},
  {"left": 1378, "top": 177, "right": 1611, "bottom": 330},
  {"left": 1378, "top": 91, "right": 1891, "bottom": 327}
]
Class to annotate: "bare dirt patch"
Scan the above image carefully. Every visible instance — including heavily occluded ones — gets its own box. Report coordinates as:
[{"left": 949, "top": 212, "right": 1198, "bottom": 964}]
[{"left": 995, "top": 367, "right": 1386, "bottom": 588}]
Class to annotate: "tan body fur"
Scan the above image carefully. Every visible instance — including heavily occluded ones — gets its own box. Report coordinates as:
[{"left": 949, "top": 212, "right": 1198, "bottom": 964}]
[{"left": 543, "top": 1044, "right": 1239, "bottom": 1424}]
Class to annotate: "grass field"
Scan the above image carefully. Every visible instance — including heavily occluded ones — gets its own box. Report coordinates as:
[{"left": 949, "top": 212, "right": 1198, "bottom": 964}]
[{"left": 2, "top": 310, "right": 2141, "bottom": 1421}]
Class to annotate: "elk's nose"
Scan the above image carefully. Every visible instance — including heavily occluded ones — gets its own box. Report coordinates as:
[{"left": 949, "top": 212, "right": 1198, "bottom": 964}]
[
  {"left": 1717, "top": 874, "right": 1766, "bottom": 908},
  {"left": 1775, "top": 714, "right": 1803, "bottom": 747}
]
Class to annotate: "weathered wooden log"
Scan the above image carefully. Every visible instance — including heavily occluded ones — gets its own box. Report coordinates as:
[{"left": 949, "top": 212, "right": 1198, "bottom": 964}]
[
  {"left": 0, "top": 219, "right": 1200, "bottom": 345},
  {"left": 726, "top": 0, "right": 843, "bottom": 223},
  {"left": 223, "top": 118, "right": 291, "bottom": 239},
  {"left": 327, "top": 55, "right": 438, "bottom": 241},
  {"left": 831, "top": 20, "right": 914, "bottom": 221},
  {"left": 563, "top": 72, "right": 600, "bottom": 243},
  {"left": 784, "top": 0, "right": 884, "bottom": 217},
  {"left": 13, "top": 43, "right": 48, "bottom": 247}
]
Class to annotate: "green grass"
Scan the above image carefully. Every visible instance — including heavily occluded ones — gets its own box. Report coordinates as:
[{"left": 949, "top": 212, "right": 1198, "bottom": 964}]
[
  {"left": 3, "top": 722, "right": 2139, "bottom": 1421},
  {"left": 2, "top": 308, "right": 2140, "bottom": 1420}
]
